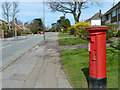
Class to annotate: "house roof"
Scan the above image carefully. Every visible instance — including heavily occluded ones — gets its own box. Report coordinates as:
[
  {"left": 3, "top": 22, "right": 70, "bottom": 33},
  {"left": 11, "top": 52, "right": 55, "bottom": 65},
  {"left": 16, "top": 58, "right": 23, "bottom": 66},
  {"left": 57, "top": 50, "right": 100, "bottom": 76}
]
[
  {"left": 84, "top": 12, "right": 102, "bottom": 22},
  {"left": 10, "top": 21, "right": 23, "bottom": 29},
  {"left": 101, "top": 1, "right": 120, "bottom": 17},
  {"left": 0, "top": 19, "right": 7, "bottom": 23}
]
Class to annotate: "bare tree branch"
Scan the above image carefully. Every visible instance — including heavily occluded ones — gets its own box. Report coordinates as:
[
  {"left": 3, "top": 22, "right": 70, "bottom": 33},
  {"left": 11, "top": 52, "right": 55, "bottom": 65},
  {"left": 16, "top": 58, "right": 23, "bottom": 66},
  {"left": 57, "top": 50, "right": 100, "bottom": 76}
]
[
  {"left": 47, "top": 0, "right": 101, "bottom": 22},
  {"left": 12, "top": 2, "right": 20, "bottom": 31},
  {"left": 2, "top": 2, "right": 11, "bottom": 30}
]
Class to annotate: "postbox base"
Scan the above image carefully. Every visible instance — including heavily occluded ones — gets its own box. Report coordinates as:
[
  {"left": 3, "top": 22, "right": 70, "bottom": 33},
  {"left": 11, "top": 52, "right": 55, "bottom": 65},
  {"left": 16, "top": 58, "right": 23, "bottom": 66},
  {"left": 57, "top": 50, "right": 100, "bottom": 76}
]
[{"left": 89, "top": 76, "right": 107, "bottom": 88}]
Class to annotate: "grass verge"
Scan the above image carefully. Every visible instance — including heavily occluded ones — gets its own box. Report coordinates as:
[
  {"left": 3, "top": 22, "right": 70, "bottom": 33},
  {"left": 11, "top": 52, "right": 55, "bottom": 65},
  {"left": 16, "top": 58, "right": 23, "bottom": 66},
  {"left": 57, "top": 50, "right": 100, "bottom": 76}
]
[
  {"left": 58, "top": 32, "right": 75, "bottom": 37},
  {"left": 59, "top": 38, "right": 87, "bottom": 46},
  {"left": 60, "top": 47, "right": 118, "bottom": 88}
]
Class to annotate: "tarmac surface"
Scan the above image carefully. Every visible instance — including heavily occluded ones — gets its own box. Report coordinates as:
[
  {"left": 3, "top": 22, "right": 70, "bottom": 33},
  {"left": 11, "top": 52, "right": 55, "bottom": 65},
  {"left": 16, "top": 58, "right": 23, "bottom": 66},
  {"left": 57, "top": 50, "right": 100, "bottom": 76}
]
[
  {"left": 0, "top": 32, "right": 52, "bottom": 70},
  {"left": 1, "top": 33, "right": 72, "bottom": 88}
]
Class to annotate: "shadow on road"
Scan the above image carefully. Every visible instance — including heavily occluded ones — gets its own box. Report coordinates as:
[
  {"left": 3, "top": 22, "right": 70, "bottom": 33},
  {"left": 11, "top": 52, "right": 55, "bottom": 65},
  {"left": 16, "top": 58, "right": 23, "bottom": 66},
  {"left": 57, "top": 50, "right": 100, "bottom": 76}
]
[{"left": 81, "top": 67, "right": 89, "bottom": 87}]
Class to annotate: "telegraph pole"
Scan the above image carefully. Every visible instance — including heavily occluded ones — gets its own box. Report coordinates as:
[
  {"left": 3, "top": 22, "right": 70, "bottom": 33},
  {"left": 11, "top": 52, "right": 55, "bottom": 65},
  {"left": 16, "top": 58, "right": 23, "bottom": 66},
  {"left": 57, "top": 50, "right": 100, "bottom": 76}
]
[{"left": 43, "top": 0, "right": 46, "bottom": 43}]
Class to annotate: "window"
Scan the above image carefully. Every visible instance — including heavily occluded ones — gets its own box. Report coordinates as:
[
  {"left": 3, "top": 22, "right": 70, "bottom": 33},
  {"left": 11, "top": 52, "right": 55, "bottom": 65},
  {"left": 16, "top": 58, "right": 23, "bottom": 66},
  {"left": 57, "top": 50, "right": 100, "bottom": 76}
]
[
  {"left": 112, "top": 10, "right": 116, "bottom": 17},
  {"left": 119, "top": 21, "right": 120, "bottom": 30},
  {"left": 118, "top": 8, "right": 120, "bottom": 14},
  {"left": 108, "top": 14, "right": 111, "bottom": 23},
  {"left": 109, "top": 14, "right": 111, "bottom": 20},
  {"left": 102, "top": 16, "right": 105, "bottom": 21}
]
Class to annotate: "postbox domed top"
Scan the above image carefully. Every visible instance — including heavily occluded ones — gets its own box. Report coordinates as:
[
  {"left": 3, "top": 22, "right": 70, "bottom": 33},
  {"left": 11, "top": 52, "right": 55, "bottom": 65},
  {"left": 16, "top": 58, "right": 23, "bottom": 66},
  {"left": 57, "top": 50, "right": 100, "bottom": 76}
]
[{"left": 86, "top": 25, "right": 108, "bottom": 31}]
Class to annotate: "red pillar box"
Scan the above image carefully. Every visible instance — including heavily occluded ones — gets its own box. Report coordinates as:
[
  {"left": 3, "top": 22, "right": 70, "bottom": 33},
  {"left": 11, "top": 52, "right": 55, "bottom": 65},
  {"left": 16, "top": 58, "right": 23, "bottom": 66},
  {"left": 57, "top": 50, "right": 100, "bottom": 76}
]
[{"left": 86, "top": 26, "right": 108, "bottom": 88}]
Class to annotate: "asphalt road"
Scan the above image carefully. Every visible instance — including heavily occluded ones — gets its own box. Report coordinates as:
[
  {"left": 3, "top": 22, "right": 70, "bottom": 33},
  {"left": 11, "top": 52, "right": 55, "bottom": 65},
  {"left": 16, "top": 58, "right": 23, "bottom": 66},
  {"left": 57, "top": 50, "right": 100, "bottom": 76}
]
[
  {"left": 1, "top": 33, "right": 71, "bottom": 88},
  {"left": 0, "top": 32, "right": 53, "bottom": 70}
]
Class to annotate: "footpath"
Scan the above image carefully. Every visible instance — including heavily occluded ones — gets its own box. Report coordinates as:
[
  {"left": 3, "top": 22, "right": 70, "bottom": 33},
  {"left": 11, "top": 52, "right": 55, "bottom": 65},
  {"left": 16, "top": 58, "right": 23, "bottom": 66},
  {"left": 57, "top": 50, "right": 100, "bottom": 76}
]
[{"left": 2, "top": 33, "right": 72, "bottom": 88}]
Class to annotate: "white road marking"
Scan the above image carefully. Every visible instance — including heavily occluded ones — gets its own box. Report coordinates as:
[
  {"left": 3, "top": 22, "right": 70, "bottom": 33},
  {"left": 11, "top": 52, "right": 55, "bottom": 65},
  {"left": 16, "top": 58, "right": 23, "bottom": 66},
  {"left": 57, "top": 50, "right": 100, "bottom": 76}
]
[{"left": 0, "top": 45, "right": 12, "bottom": 49}]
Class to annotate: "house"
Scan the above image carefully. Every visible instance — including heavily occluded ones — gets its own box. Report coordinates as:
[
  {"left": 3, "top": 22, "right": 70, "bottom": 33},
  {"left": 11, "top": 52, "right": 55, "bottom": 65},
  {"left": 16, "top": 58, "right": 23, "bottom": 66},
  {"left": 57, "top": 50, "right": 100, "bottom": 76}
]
[
  {"left": 101, "top": 1, "right": 120, "bottom": 30},
  {"left": 84, "top": 10, "right": 102, "bottom": 25},
  {"left": 20, "top": 25, "right": 30, "bottom": 31},
  {"left": 0, "top": 19, "right": 8, "bottom": 27},
  {"left": 10, "top": 21, "right": 23, "bottom": 30},
  {"left": 10, "top": 21, "right": 30, "bottom": 31},
  {"left": 0, "top": 20, "right": 2, "bottom": 26}
]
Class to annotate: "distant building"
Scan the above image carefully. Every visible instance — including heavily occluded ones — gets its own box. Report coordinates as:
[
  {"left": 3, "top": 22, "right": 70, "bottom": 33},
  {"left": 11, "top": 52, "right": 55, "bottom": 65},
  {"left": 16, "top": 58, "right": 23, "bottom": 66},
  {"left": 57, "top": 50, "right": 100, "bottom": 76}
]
[
  {"left": 21, "top": 25, "right": 30, "bottom": 31},
  {"left": 10, "top": 21, "right": 30, "bottom": 31},
  {"left": 0, "top": 19, "right": 8, "bottom": 26},
  {"left": 101, "top": 1, "right": 120, "bottom": 30},
  {"left": 84, "top": 10, "right": 102, "bottom": 25},
  {"left": 10, "top": 21, "right": 23, "bottom": 30},
  {"left": 0, "top": 20, "right": 2, "bottom": 26}
]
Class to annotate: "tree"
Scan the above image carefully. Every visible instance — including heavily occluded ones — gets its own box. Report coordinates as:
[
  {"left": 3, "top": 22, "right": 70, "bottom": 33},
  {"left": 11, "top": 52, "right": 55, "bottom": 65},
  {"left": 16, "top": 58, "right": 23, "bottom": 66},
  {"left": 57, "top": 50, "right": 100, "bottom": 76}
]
[
  {"left": 34, "top": 18, "right": 43, "bottom": 26},
  {"left": 34, "top": 18, "right": 44, "bottom": 31},
  {"left": 51, "top": 23, "right": 57, "bottom": 32},
  {"left": 2, "top": 2, "right": 11, "bottom": 30},
  {"left": 12, "top": 2, "right": 19, "bottom": 31},
  {"left": 47, "top": 0, "right": 100, "bottom": 23},
  {"left": 2, "top": 2, "right": 20, "bottom": 31},
  {"left": 61, "top": 19, "right": 71, "bottom": 28},
  {"left": 27, "top": 18, "right": 44, "bottom": 34},
  {"left": 27, "top": 21, "right": 38, "bottom": 34}
]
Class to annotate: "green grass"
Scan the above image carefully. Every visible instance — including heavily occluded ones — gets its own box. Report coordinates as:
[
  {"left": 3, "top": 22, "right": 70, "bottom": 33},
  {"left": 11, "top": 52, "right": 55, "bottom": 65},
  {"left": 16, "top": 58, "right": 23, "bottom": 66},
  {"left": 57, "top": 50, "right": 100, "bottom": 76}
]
[
  {"left": 60, "top": 47, "right": 119, "bottom": 88},
  {"left": 58, "top": 32, "right": 75, "bottom": 37},
  {"left": 59, "top": 38, "right": 87, "bottom": 46}
]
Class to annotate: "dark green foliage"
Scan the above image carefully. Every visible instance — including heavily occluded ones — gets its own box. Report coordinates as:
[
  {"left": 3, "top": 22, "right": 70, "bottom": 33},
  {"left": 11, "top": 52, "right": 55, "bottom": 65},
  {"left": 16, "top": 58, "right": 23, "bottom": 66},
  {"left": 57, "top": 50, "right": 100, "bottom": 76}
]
[
  {"left": 81, "top": 28, "right": 88, "bottom": 39},
  {"left": 27, "top": 18, "right": 44, "bottom": 34},
  {"left": 70, "top": 27, "right": 75, "bottom": 35},
  {"left": 110, "top": 41, "right": 120, "bottom": 49},
  {"left": 1, "top": 23, "right": 8, "bottom": 31},
  {"left": 62, "top": 19, "right": 71, "bottom": 33},
  {"left": 61, "top": 19, "right": 71, "bottom": 28},
  {"left": 106, "top": 24, "right": 118, "bottom": 39},
  {"left": 34, "top": 18, "right": 43, "bottom": 26},
  {"left": 51, "top": 16, "right": 71, "bottom": 32},
  {"left": 117, "top": 30, "right": 120, "bottom": 37}
]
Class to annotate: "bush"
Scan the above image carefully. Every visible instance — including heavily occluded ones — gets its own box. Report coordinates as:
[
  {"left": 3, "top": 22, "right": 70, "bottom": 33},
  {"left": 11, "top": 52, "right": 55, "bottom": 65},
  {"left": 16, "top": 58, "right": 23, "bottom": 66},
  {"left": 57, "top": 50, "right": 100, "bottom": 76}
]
[
  {"left": 63, "top": 28, "right": 68, "bottom": 33},
  {"left": 17, "top": 30, "right": 32, "bottom": 36},
  {"left": 69, "top": 27, "right": 75, "bottom": 35},
  {"left": 1, "top": 23, "right": 8, "bottom": 31},
  {"left": 110, "top": 41, "right": 120, "bottom": 49},
  {"left": 116, "top": 30, "right": 120, "bottom": 37},
  {"left": 106, "top": 24, "right": 118, "bottom": 39},
  {"left": 4, "top": 31, "right": 13, "bottom": 38},
  {"left": 23, "top": 30, "right": 32, "bottom": 34},
  {"left": 74, "top": 22, "right": 91, "bottom": 39}
]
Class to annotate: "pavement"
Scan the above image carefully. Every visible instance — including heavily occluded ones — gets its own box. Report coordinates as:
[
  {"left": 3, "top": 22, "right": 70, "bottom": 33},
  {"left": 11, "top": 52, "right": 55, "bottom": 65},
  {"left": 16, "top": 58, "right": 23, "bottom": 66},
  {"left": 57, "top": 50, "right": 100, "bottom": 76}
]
[
  {"left": 0, "top": 32, "right": 53, "bottom": 70},
  {"left": 59, "top": 44, "right": 110, "bottom": 50},
  {"left": 1, "top": 33, "right": 72, "bottom": 88}
]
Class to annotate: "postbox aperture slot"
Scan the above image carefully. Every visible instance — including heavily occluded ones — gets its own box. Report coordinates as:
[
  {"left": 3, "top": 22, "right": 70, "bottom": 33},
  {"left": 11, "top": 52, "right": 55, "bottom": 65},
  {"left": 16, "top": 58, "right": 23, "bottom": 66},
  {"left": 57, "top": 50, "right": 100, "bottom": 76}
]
[{"left": 87, "top": 37, "right": 91, "bottom": 40}]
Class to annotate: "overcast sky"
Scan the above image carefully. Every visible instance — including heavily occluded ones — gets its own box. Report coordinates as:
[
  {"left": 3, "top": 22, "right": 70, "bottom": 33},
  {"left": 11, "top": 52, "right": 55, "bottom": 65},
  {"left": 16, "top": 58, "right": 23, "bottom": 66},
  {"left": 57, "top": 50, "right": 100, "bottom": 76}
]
[{"left": 0, "top": 0, "right": 119, "bottom": 27}]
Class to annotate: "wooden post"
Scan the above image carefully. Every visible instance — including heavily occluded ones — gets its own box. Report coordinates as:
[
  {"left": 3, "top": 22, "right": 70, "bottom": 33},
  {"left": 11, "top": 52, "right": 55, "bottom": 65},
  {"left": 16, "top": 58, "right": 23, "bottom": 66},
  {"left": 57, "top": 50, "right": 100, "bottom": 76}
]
[
  {"left": 2, "top": 30, "right": 4, "bottom": 39},
  {"left": 15, "top": 30, "right": 17, "bottom": 37}
]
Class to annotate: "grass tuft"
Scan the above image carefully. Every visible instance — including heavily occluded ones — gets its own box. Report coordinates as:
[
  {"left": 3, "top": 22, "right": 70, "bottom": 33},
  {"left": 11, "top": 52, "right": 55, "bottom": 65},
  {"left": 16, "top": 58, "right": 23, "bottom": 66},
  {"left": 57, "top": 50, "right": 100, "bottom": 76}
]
[
  {"left": 59, "top": 38, "right": 87, "bottom": 46},
  {"left": 60, "top": 47, "right": 119, "bottom": 88}
]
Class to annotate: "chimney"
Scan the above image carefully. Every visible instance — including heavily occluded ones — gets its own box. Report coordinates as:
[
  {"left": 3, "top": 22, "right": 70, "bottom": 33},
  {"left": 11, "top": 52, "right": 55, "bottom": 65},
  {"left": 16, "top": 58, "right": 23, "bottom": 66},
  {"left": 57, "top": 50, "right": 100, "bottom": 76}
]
[{"left": 99, "top": 10, "right": 101, "bottom": 15}]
